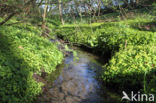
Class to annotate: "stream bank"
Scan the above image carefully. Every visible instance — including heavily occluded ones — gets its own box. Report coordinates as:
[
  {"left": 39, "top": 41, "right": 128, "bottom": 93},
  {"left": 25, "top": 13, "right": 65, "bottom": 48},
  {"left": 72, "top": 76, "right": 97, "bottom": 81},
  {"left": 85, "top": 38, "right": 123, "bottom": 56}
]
[{"left": 34, "top": 46, "right": 121, "bottom": 103}]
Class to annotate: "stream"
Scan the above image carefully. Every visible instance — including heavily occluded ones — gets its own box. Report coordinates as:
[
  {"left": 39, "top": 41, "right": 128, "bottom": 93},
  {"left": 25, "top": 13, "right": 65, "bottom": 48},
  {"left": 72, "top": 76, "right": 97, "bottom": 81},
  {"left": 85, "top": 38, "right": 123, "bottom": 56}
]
[{"left": 34, "top": 47, "right": 120, "bottom": 103}]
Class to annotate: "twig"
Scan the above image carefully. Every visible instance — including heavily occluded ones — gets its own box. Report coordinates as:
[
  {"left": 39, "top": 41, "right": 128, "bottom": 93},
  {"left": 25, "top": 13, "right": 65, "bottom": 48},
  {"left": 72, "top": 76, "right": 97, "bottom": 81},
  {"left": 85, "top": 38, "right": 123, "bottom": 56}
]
[{"left": 5, "top": 21, "right": 26, "bottom": 26}]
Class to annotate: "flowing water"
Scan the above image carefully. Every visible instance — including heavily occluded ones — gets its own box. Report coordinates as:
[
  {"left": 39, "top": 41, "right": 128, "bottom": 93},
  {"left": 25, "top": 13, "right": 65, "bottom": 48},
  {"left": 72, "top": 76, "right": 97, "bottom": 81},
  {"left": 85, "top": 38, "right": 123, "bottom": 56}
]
[{"left": 35, "top": 48, "right": 120, "bottom": 103}]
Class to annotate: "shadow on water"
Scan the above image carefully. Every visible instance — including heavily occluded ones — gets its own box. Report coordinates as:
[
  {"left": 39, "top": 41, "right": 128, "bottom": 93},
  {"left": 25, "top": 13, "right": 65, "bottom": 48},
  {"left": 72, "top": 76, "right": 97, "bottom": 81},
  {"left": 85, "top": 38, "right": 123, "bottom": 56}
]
[{"left": 35, "top": 47, "right": 121, "bottom": 103}]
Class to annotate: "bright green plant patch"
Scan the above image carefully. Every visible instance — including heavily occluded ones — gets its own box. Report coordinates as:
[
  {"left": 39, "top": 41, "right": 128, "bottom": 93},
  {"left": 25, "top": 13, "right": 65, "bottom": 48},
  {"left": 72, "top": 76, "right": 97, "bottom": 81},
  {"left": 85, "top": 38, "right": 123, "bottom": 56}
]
[
  {"left": 54, "top": 10, "right": 156, "bottom": 93},
  {"left": 0, "top": 23, "right": 63, "bottom": 103},
  {"left": 102, "top": 45, "right": 156, "bottom": 92}
]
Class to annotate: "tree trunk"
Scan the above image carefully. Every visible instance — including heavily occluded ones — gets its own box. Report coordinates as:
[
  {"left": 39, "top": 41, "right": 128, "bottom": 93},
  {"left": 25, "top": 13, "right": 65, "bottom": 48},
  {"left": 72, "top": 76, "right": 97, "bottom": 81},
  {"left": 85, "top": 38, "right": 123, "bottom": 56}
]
[
  {"left": 58, "top": 0, "right": 64, "bottom": 25},
  {"left": 98, "top": 0, "right": 101, "bottom": 16},
  {"left": 0, "top": 0, "right": 34, "bottom": 26},
  {"left": 41, "top": 0, "right": 48, "bottom": 30},
  {"left": 38, "top": 0, "right": 44, "bottom": 7}
]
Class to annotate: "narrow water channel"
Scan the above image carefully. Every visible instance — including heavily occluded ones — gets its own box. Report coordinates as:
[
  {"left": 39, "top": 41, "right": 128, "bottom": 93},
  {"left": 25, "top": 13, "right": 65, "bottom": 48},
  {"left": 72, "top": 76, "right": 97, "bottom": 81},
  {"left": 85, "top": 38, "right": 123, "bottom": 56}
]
[{"left": 35, "top": 48, "right": 120, "bottom": 103}]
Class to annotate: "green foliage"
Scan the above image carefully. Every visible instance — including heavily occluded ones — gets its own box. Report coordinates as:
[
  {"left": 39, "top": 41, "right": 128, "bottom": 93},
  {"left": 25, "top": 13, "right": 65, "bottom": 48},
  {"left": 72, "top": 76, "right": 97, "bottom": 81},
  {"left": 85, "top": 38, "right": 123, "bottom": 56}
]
[
  {"left": 46, "top": 17, "right": 61, "bottom": 27},
  {"left": 97, "top": 22, "right": 156, "bottom": 55},
  {"left": 55, "top": 18, "right": 156, "bottom": 55},
  {"left": 102, "top": 46, "right": 156, "bottom": 91},
  {"left": 54, "top": 7, "right": 156, "bottom": 93},
  {"left": 152, "top": 3, "right": 156, "bottom": 16},
  {"left": 0, "top": 22, "right": 63, "bottom": 103}
]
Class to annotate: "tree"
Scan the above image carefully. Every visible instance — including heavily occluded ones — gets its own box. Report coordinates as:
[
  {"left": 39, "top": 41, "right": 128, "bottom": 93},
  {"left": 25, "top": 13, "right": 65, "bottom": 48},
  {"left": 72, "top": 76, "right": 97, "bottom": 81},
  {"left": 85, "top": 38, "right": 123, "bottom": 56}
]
[
  {"left": 0, "top": 0, "right": 37, "bottom": 26},
  {"left": 41, "top": 0, "right": 48, "bottom": 30},
  {"left": 58, "top": 0, "right": 64, "bottom": 25}
]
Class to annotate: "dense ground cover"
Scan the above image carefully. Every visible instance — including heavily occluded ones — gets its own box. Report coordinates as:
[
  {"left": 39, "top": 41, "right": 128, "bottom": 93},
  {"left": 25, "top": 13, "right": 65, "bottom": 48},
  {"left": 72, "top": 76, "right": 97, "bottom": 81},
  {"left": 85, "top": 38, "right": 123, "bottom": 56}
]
[
  {"left": 54, "top": 8, "right": 156, "bottom": 93},
  {"left": 0, "top": 1, "right": 155, "bottom": 103},
  {"left": 0, "top": 19, "right": 63, "bottom": 103}
]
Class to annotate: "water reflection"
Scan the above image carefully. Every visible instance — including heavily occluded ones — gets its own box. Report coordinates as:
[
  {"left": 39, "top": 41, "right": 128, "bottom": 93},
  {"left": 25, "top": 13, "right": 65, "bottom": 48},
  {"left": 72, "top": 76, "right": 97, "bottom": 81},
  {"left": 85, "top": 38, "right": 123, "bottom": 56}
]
[{"left": 35, "top": 49, "right": 120, "bottom": 103}]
